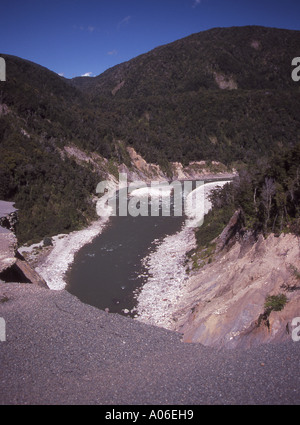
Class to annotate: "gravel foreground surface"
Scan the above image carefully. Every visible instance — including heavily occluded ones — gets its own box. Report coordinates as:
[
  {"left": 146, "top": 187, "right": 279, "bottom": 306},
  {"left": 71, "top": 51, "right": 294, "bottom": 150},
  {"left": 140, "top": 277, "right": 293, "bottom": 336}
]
[{"left": 0, "top": 283, "right": 299, "bottom": 405}]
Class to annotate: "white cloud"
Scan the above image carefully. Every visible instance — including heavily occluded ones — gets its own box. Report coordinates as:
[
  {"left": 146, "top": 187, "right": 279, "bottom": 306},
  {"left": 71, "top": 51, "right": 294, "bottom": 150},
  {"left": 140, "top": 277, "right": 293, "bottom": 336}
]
[
  {"left": 193, "top": 0, "right": 201, "bottom": 7},
  {"left": 57, "top": 72, "right": 64, "bottom": 77},
  {"left": 107, "top": 49, "right": 118, "bottom": 56},
  {"left": 118, "top": 15, "right": 131, "bottom": 28},
  {"left": 81, "top": 72, "right": 94, "bottom": 77},
  {"left": 87, "top": 25, "right": 95, "bottom": 33}
]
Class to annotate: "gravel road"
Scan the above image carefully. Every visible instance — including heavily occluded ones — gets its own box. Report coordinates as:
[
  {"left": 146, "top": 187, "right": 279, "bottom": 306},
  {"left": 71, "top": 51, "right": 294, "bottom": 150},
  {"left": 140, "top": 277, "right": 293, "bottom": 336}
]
[{"left": 0, "top": 283, "right": 299, "bottom": 405}]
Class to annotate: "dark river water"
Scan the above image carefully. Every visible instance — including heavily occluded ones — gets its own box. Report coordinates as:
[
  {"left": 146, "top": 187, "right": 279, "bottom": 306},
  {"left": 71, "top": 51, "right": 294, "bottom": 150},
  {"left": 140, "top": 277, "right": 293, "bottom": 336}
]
[
  {"left": 65, "top": 179, "right": 229, "bottom": 316},
  {"left": 66, "top": 187, "right": 185, "bottom": 316}
]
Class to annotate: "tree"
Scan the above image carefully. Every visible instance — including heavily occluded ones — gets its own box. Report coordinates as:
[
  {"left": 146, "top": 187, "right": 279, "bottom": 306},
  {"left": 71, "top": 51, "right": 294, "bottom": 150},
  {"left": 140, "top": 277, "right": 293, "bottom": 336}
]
[{"left": 261, "top": 177, "right": 276, "bottom": 232}]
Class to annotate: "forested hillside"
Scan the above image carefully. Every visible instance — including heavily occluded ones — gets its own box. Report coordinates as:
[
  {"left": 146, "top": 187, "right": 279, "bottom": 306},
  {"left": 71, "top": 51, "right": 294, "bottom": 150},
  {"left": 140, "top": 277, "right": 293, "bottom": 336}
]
[
  {"left": 1, "top": 26, "right": 300, "bottom": 244},
  {"left": 72, "top": 26, "right": 300, "bottom": 165},
  {"left": 0, "top": 55, "right": 104, "bottom": 243},
  {"left": 193, "top": 141, "right": 300, "bottom": 264}
]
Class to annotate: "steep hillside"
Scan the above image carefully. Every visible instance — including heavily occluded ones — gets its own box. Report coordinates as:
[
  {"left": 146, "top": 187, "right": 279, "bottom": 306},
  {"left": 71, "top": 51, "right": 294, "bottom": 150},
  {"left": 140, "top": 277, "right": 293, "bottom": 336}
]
[
  {"left": 72, "top": 26, "right": 300, "bottom": 165},
  {"left": 73, "top": 26, "right": 300, "bottom": 95},
  {"left": 0, "top": 55, "right": 106, "bottom": 244},
  {"left": 165, "top": 141, "right": 300, "bottom": 348},
  {"left": 173, "top": 231, "right": 300, "bottom": 349},
  {"left": 1, "top": 26, "right": 300, "bottom": 243}
]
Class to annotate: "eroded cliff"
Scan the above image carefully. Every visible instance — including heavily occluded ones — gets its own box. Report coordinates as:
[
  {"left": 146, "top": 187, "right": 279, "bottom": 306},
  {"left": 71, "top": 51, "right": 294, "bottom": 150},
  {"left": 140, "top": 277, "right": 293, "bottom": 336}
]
[
  {"left": 0, "top": 201, "right": 48, "bottom": 287},
  {"left": 172, "top": 230, "right": 300, "bottom": 349}
]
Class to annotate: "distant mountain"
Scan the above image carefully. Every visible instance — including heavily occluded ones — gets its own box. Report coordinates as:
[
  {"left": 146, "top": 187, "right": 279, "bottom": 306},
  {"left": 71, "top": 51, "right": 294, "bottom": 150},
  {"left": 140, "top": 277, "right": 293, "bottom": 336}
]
[
  {"left": 73, "top": 26, "right": 300, "bottom": 94},
  {"left": 72, "top": 25, "right": 300, "bottom": 165},
  {"left": 1, "top": 26, "right": 300, "bottom": 243}
]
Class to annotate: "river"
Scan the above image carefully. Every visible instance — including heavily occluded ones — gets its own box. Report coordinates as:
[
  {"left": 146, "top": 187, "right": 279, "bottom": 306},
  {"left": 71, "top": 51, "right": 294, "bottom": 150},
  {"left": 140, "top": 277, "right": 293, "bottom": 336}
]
[
  {"left": 65, "top": 179, "right": 230, "bottom": 318},
  {"left": 65, "top": 185, "right": 185, "bottom": 316}
]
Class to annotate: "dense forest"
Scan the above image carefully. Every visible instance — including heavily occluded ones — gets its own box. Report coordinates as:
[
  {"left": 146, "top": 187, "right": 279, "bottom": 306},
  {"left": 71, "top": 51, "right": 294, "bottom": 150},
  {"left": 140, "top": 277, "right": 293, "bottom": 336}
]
[
  {"left": 72, "top": 26, "right": 300, "bottom": 165},
  {"left": 1, "top": 25, "right": 300, "bottom": 244},
  {"left": 0, "top": 55, "right": 104, "bottom": 243},
  {"left": 194, "top": 142, "right": 300, "bottom": 261}
]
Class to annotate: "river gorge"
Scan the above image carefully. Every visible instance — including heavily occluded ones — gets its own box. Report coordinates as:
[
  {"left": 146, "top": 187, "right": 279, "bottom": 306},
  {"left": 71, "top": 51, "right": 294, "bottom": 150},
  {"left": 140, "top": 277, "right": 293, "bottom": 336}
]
[{"left": 65, "top": 180, "right": 230, "bottom": 320}]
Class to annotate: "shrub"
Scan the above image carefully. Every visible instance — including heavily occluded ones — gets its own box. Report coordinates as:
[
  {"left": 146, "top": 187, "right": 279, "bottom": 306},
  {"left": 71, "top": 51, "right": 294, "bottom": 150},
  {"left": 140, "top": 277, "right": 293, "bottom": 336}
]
[
  {"left": 257, "top": 293, "right": 287, "bottom": 328},
  {"left": 264, "top": 294, "right": 288, "bottom": 312}
]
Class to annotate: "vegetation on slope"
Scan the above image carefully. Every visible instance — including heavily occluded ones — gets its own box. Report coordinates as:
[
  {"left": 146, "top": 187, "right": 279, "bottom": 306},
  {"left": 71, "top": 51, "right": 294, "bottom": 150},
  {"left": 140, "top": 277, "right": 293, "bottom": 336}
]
[
  {"left": 195, "top": 142, "right": 300, "bottom": 254},
  {"left": 1, "top": 26, "right": 300, "bottom": 243},
  {"left": 0, "top": 55, "right": 103, "bottom": 244},
  {"left": 72, "top": 26, "right": 300, "bottom": 166}
]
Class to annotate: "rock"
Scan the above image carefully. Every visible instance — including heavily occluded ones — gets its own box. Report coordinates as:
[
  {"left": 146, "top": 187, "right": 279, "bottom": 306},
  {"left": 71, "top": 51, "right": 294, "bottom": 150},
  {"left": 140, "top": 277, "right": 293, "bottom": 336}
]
[
  {"left": 0, "top": 230, "right": 17, "bottom": 275},
  {"left": 118, "top": 146, "right": 236, "bottom": 184},
  {"left": 14, "top": 257, "right": 48, "bottom": 288},
  {"left": 43, "top": 237, "right": 53, "bottom": 247},
  {"left": 0, "top": 200, "right": 48, "bottom": 288},
  {"left": 0, "top": 201, "right": 18, "bottom": 233},
  {"left": 0, "top": 201, "right": 18, "bottom": 276},
  {"left": 172, "top": 233, "right": 300, "bottom": 349},
  {"left": 214, "top": 209, "right": 243, "bottom": 253}
]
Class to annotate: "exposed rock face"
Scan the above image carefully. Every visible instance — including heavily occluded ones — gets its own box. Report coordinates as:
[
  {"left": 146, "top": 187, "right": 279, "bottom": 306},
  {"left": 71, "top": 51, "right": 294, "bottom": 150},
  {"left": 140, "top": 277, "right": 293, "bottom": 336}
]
[
  {"left": 0, "top": 201, "right": 18, "bottom": 275},
  {"left": 60, "top": 144, "right": 237, "bottom": 185},
  {"left": 172, "top": 232, "right": 300, "bottom": 349},
  {"left": 13, "top": 255, "right": 48, "bottom": 288},
  {"left": 213, "top": 72, "right": 238, "bottom": 90},
  {"left": 122, "top": 147, "right": 237, "bottom": 183},
  {"left": 214, "top": 209, "right": 244, "bottom": 253},
  {"left": 0, "top": 201, "right": 18, "bottom": 233},
  {"left": 120, "top": 147, "right": 166, "bottom": 182},
  {"left": 0, "top": 200, "right": 48, "bottom": 288},
  {"left": 0, "top": 228, "right": 17, "bottom": 275}
]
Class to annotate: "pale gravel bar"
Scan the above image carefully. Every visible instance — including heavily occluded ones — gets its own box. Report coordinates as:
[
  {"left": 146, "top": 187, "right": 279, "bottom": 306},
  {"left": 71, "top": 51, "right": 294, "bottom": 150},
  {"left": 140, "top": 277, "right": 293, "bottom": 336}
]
[
  {"left": 4, "top": 180, "right": 298, "bottom": 404},
  {"left": 22, "top": 184, "right": 118, "bottom": 290},
  {"left": 135, "top": 181, "right": 230, "bottom": 328}
]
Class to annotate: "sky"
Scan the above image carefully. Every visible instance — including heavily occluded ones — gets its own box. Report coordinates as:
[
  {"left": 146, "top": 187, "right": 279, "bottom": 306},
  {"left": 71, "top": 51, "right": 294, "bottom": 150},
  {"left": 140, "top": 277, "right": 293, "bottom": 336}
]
[{"left": 1, "top": 0, "right": 300, "bottom": 79}]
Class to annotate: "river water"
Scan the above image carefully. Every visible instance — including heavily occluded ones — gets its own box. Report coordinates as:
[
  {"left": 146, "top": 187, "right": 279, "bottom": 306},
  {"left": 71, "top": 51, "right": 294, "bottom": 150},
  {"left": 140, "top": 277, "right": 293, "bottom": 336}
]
[
  {"left": 66, "top": 186, "right": 185, "bottom": 316},
  {"left": 66, "top": 179, "right": 229, "bottom": 317}
]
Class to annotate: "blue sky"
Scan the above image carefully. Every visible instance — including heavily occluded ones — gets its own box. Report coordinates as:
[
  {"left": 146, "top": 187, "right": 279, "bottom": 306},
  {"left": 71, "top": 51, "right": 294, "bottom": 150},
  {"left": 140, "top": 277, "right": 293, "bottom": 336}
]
[{"left": 1, "top": 0, "right": 300, "bottom": 79}]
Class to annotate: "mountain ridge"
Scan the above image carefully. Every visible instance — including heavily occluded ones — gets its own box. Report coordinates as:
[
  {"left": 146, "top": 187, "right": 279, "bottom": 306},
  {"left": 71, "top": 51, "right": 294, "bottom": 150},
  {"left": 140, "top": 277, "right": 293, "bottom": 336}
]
[
  {"left": 71, "top": 25, "right": 300, "bottom": 93},
  {"left": 1, "top": 25, "right": 300, "bottom": 243},
  {"left": 70, "top": 25, "right": 300, "bottom": 165}
]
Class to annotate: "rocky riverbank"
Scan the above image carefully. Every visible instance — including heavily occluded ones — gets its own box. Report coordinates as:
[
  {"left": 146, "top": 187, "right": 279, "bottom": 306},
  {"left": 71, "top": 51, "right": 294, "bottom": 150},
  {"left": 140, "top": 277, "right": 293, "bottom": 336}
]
[
  {"left": 22, "top": 185, "right": 118, "bottom": 290},
  {"left": 134, "top": 181, "right": 300, "bottom": 350},
  {"left": 171, "top": 231, "right": 300, "bottom": 349},
  {"left": 135, "top": 181, "right": 230, "bottom": 328},
  {"left": 18, "top": 147, "right": 235, "bottom": 292}
]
